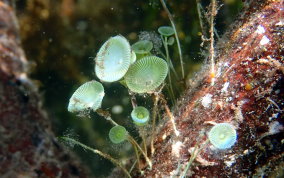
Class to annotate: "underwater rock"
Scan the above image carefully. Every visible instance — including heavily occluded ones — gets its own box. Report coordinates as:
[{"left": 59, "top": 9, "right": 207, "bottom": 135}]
[
  {"left": 0, "top": 1, "right": 87, "bottom": 177},
  {"left": 139, "top": 0, "right": 284, "bottom": 177}
]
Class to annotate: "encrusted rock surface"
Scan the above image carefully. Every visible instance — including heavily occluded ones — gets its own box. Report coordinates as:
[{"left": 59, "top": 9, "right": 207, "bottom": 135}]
[
  {"left": 0, "top": 1, "right": 87, "bottom": 177},
  {"left": 140, "top": 0, "right": 284, "bottom": 177}
]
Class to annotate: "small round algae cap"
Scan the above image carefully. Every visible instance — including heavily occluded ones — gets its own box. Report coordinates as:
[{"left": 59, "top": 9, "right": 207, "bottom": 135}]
[
  {"left": 158, "top": 26, "right": 175, "bottom": 36},
  {"left": 131, "top": 106, "right": 150, "bottom": 126},
  {"left": 95, "top": 35, "right": 131, "bottom": 82},
  {"left": 125, "top": 56, "right": 168, "bottom": 93},
  {"left": 208, "top": 123, "right": 237, "bottom": 149},
  {"left": 68, "top": 81, "right": 104, "bottom": 114},
  {"left": 131, "top": 40, "right": 153, "bottom": 54},
  {"left": 109, "top": 125, "right": 128, "bottom": 144}
]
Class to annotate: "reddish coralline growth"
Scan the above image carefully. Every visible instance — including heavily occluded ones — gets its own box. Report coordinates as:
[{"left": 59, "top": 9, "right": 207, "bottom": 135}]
[
  {"left": 0, "top": 1, "right": 87, "bottom": 177},
  {"left": 140, "top": 0, "right": 283, "bottom": 177}
]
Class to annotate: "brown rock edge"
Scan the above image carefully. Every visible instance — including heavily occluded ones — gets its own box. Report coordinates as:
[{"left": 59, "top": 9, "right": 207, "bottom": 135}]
[{"left": 0, "top": 1, "right": 87, "bottom": 177}]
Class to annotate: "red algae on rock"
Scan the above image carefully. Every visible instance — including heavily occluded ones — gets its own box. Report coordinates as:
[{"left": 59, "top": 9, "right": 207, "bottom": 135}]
[{"left": 140, "top": 0, "right": 284, "bottom": 177}]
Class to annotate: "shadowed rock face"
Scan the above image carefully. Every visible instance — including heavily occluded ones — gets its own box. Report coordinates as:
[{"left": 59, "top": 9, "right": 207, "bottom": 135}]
[{"left": 0, "top": 1, "right": 87, "bottom": 177}]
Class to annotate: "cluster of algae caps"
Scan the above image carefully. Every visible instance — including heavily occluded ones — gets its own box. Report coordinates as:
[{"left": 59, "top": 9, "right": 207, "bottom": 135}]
[
  {"left": 68, "top": 35, "right": 168, "bottom": 113},
  {"left": 67, "top": 34, "right": 238, "bottom": 150}
]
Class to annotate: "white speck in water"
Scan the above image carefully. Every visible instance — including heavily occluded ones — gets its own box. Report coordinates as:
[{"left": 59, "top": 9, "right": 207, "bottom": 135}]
[
  {"left": 76, "top": 21, "right": 88, "bottom": 31},
  {"left": 111, "top": 105, "right": 123, "bottom": 114},
  {"left": 226, "top": 97, "right": 233, "bottom": 102},
  {"left": 224, "top": 155, "right": 236, "bottom": 167},
  {"left": 269, "top": 121, "right": 284, "bottom": 135},
  {"left": 260, "top": 35, "right": 270, "bottom": 45},
  {"left": 172, "top": 141, "right": 183, "bottom": 157},
  {"left": 221, "top": 82, "right": 230, "bottom": 93},
  {"left": 216, "top": 66, "right": 222, "bottom": 77},
  {"left": 276, "top": 21, "right": 283, "bottom": 26},
  {"left": 201, "top": 94, "right": 212, "bottom": 108},
  {"left": 224, "top": 62, "right": 229, "bottom": 67},
  {"left": 269, "top": 113, "right": 279, "bottom": 121},
  {"left": 256, "top": 25, "right": 265, "bottom": 34}
]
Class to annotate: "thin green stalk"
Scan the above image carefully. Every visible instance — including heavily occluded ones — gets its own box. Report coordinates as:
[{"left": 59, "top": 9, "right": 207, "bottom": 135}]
[
  {"left": 131, "top": 140, "right": 141, "bottom": 172},
  {"left": 181, "top": 139, "right": 209, "bottom": 178},
  {"left": 150, "top": 93, "right": 159, "bottom": 156},
  {"left": 96, "top": 109, "right": 119, "bottom": 126},
  {"left": 97, "top": 109, "right": 152, "bottom": 169},
  {"left": 160, "top": 0, "right": 185, "bottom": 80},
  {"left": 129, "top": 159, "right": 138, "bottom": 174},
  {"left": 128, "top": 135, "right": 152, "bottom": 169},
  {"left": 158, "top": 48, "right": 178, "bottom": 79},
  {"left": 59, "top": 136, "right": 131, "bottom": 178},
  {"left": 162, "top": 36, "right": 176, "bottom": 104},
  {"left": 196, "top": 0, "right": 206, "bottom": 37},
  {"left": 129, "top": 93, "right": 148, "bottom": 156},
  {"left": 141, "top": 130, "right": 148, "bottom": 156}
]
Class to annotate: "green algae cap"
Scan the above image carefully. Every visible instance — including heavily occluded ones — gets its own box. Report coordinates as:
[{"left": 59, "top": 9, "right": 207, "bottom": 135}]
[
  {"left": 109, "top": 125, "right": 128, "bottom": 144},
  {"left": 208, "top": 123, "right": 237, "bottom": 149},
  {"left": 158, "top": 26, "right": 174, "bottom": 36},
  {"left": 95, "top": 35, "right": 131, "bottom": 82},
  {"left": 125, "top": 56, "right": 168, "bottom": 93},
  {"left": 167, "top": 36, "right": 175, "bottom": 45},
  {"left": 130, "top": 50, "right": 136, "bottom": 64},
  {"left": 131, "top": 106, "right": 150, "bottom": 126},
  {"left": 131, "top": 40, "right": 153, "bottom": 54},
  {"left": 68, "top": 81, "right": 104, "bottom": 113}
]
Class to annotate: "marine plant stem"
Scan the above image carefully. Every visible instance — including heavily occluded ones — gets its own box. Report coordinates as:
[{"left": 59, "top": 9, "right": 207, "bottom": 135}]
[
  {"left": 196, "top": 0, "right": 206, "bottom": 37},
  {"left": 196, "top": 0, "right": 220, "bottom": 42},
  {"left": 160, "top": 0, "right": 185, "bottom": 80},
  {"left": 97, "top": 109, "right": 152, "bottom": 169},
  {"left": 128, "top": 135, "right": 153, "bottom": 169},
  {"left": 129, "top": 93, "right": 147, "bottom": 155},
  {"left": 162, "top": 36, "right": 176, "bottom": 105},
  {"left": 130, "top": 140, "right": 141, "bottom": 172},
  {"left": 209, "top": 0, "right": 217, "bottom": 86},
  {"left": 150, "top": 93, "right": 159, "bottom": 155},
  {"left": 158, "top": 48, "right": 178, "bottom": 79},
  {"left": 181, "top": 139, "right": 209, "bottom": 177},
  {"left": 160, "top": 94, "right": 180, "bottom": 136},
  {"left": 130, "top": 92, "right": 138, "bottom": 108},
  {"left": 129, "top": 159, "right": 138, "bottom": 174},
  {"left": 59, "top": 136, "right": 131, "bottom": 178},
  {"left": 140, "top": 129, "right": 148, "bottom": 156},
  {"left": 96, "top": 109, "right": 119, "bottom": 126}
]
